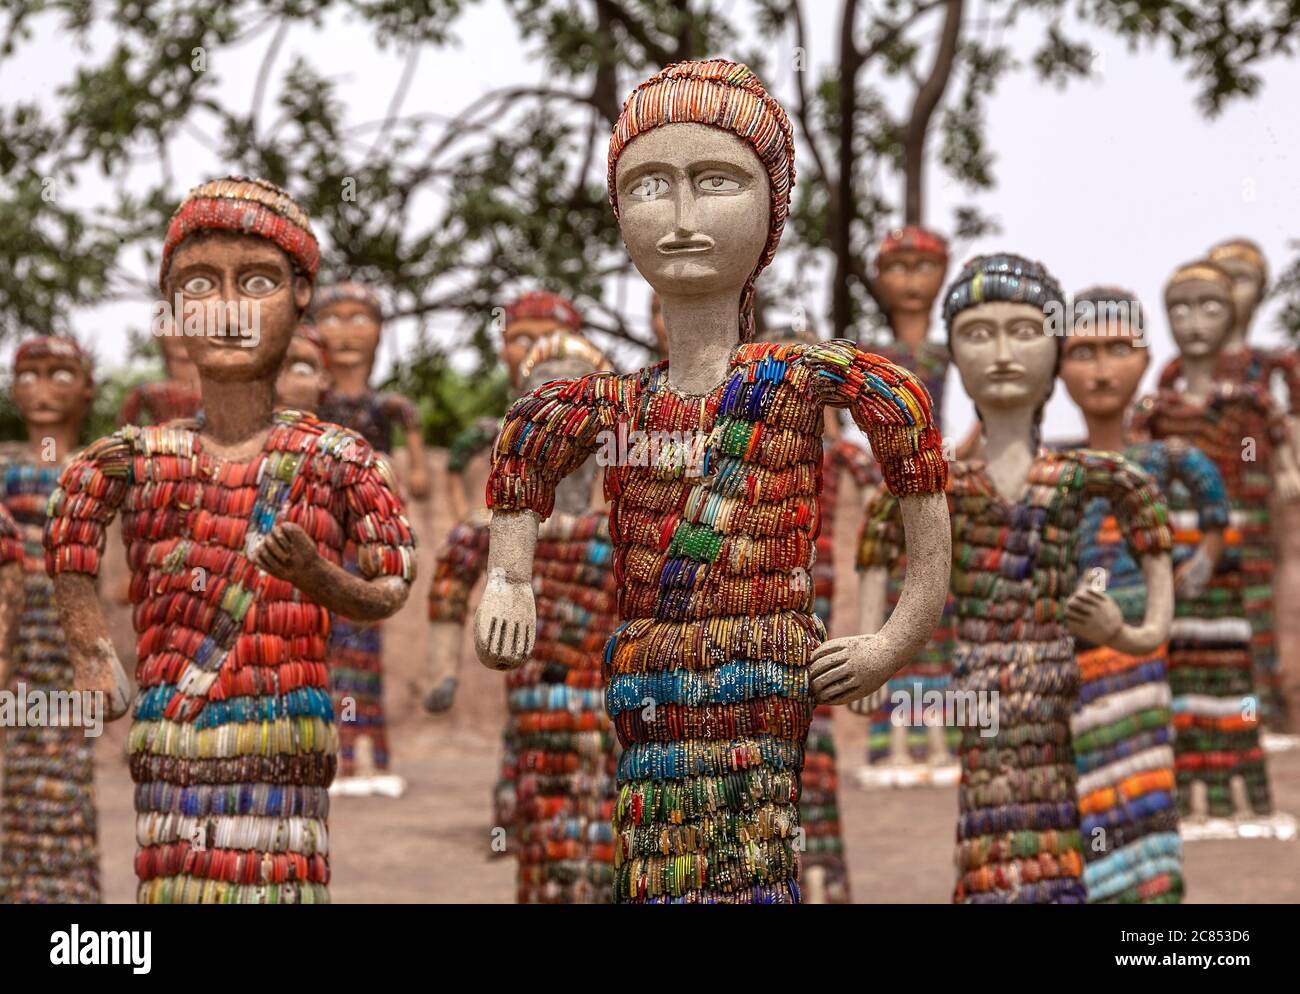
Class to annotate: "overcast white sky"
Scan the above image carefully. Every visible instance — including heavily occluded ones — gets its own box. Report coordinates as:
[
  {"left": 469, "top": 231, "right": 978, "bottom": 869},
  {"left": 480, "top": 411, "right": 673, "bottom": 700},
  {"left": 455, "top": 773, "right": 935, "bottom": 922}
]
[{"left": 5, "top": 2, "right": 1298, "bottom": 442}]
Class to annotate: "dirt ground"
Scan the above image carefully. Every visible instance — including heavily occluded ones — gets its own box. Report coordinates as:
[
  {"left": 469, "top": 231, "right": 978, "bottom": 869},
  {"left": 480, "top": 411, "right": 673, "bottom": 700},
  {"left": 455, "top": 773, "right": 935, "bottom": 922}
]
[{"left": 82, "top": 450, "right": 1300, "bottom": 903}]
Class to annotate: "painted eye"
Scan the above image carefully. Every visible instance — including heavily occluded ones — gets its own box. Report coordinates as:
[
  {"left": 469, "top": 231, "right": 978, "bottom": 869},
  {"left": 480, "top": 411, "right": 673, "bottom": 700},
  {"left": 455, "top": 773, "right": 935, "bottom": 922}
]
[
  {"left": 1108, "top": 342, "right": 1134, "bottom": 358},
  {"left": 1169, "top": 303, "right": 1190, "bottom": 319},
  {"left": 697, "top": 174, "right": 741, "bottom": 193},
  {"left": 289, "top": 361, "right": 316, "bottom": 376},
  {"left": 1012, "top": 322, "right": 1040, "bottom": 339},
  {"left": 629, "top": 175, "right": 670, "bottom": 200},
  {"left": 320, "top": 314, "right": 342, "bottom": 328},
  {"left": 1202, "top": 300, "right": 1224, "bottom": 315},
  {"left": 350, "top": 313, "right": 372, "bottom": 325},
  {"left": 182, "top": 275, "right": 215, "bottom": 295},
  {"left": 961, "top": 325, "right": 992, "bottom": 342},
  {"left": 242, "top": 274, "right": 277, "bottom": 295},
  {"left": 1068, "top": 345, "right": 1095, "bottom": 362},
  {"left": 15, "top": 371, "right": 37, "bottom": 386},
  {"left": 52, "top": 369, "right": 76, "bottom": 385}
]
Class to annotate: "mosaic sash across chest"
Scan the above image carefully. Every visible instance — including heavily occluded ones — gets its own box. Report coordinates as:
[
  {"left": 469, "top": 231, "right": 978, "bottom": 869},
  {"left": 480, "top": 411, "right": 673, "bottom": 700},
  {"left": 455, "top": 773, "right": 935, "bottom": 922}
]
[{"left": 43, "top": 410, "right": 415, "bottom": 904}]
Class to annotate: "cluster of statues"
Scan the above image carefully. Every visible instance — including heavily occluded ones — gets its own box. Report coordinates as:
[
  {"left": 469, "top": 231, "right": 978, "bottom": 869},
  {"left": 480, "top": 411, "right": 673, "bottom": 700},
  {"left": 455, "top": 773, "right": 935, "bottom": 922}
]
[{"left": 0, "top": 59, "right": 1295, "bottom": 906}]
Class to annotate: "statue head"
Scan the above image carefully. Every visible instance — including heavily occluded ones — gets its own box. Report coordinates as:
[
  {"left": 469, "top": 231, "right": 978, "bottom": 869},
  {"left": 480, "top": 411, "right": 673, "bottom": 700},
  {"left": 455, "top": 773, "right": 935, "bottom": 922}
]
[
  {"left": 311, "top": 281, "right": 383, "bottom": 383},
  {"left": 1207, "top": 238, "right": 1268, "bottom": 344},
  {"left": 519, "top": 330, "right": 610, "bottom": 393},
  {"left": 1164, "top": 260, "right": 1235, "bottom": 361},
  {"left": 11, "top": 335, "right": 95, "bottom": 440},
  {"left": 608, "top": 60, "right": 795, "bottom": 344},
  {"left": 159, "top": 176, "right": 318, "bottom": 384},
  {"left": 944, "top": 253, "right": 1066, "bottom": 426},
  {"left": 501, "top": 290, "right": 582, "bottom": 390},
  {"left": 275, "top": 323, "right": 331, "bottom": 414},
  {"left": 1060, "top": 286, "right": 1149, "bottom": 421},
  {"left": 874, "top": 225, "right": 949, "bottom": 330}
]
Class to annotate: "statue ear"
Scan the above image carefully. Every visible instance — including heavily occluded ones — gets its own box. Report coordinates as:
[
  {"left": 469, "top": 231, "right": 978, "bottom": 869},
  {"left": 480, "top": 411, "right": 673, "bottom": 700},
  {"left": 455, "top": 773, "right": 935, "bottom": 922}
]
[{"left": 294, "top": 276, "right": 313, "bottom": 315}]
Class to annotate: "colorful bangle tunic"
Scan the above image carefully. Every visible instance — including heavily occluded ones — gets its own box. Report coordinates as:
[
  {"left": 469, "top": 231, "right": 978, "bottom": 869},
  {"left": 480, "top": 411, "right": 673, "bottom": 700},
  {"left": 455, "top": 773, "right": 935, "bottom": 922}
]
[
  {"left": 0, "top": 460, "right": 99, "bottom": 905},
  {"left": 802, "top": 439, "right": 875, "bottom": 904},
  {"left": 1158, "top": 348, "right": 1300, "bottom": 723},
  {"left": 119, "top": 381, "right": 203, "bottom": 427},
  {"left": 1132, "top": 384, "right": 1283, "bottom": 816},
  {"left": 488, "top": 340, "right": 946, "bottom": 904},
  {"left": 318, "top": 388, "right": 422, "bottom": 776},
  {"left": 1073, "top": 440, "right": 1226, "bottom": 903},
  {"left": 860, "top": 450, "right": 1172, "bottom": 904},
  {"left": 43, "top": 411, "right": 415, "bottom": 904}
]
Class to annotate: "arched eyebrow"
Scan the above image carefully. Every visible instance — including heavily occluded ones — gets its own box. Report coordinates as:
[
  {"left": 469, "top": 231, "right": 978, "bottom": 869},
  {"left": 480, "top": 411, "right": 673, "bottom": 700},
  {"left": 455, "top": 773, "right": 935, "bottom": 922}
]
[{"left": 619, "top": 160, "right": 676, "bottom": 189}]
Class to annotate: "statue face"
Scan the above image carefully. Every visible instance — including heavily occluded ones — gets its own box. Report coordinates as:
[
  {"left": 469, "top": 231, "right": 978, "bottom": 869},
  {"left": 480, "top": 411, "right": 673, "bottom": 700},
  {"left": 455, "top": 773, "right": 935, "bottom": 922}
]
[
  {"left": 275, "top": 337, "right": 330, "bottom": 413},
  {"left": 159, "top": 327, "right": 200, "bottom": 386},
  {"left": 1166, "top": 279, "right": 1233, "bottom": 359},
  {"left": 876, "top": 250, "right": 948, "bottom": 317},
  {"left": 1060, "top": 321, "right": 1148, "bottom": 421},
  {"left": 503, "top": 316, "right": 566, "bottom": 390},
  {"left": 316, "top": 298, "right": 382, "bottom": 374},
  {"left": 950, "top": 301, "right": 1057, "bottom": 414},
  {"left": 164, "top": 231, "right": 310, "bottom": 383},
  {"left": 614, "top": 123, "right": 770, "bottom": 300},
  {"left": 12, "top": 353, "right": 94, "bottom": 434},
  {"left": 1214, "top": 256, "right": 1265, "bottom": 332}
]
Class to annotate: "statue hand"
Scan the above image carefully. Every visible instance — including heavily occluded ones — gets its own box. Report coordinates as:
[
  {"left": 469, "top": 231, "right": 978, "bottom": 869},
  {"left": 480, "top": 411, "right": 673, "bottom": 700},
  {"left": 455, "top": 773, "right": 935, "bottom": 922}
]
[
  {"left": 1064, "top": 584, "right": 1123, "bottom": 647},
  {"left": 1275, "top": 465, "right": 1300, "bottom": 504},
  {"left": 249, "top": 522, "right": 322, "bottom": 588},
  {"left": 473, "top": 572, "right": 535, "bottom": 671},
  {"left": 809, "top": 633, "right": 901, "bottom": 705},
  {"left": 77, "top": 636, "right": 133, "bottom": 723},
  {"left": 1174, "top": 548, "right": 1214, "bottom": 600}
]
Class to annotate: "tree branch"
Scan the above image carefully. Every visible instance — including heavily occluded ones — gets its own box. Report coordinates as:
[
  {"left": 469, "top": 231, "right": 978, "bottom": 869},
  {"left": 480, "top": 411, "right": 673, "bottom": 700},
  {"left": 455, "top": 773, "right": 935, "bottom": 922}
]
[{"left": 902, "top": 0, "right": 964, "bottom": 223}]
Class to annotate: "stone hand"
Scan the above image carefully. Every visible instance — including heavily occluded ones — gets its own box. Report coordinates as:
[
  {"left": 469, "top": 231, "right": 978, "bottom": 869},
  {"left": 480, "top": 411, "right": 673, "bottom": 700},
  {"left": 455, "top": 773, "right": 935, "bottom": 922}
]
[
  {"left": 249, "top": 522, "right": 322, "bottom": 587},
  {"left": 1174, "top": 547, "right": 1214, "bottom": 600},
  {"left": 1064, "top": 584, "right": 1123, "bottom": 647},
  {"left": 474, "top": 572, "right": 536, "bottom": 671},
  {"left": 1275, "top": 464, "right": 1300, "bottom": 504},
  {"left": 82, "top": 636, "right": 133, "bottom": 723},
  {"left": 809, "top": 633, "right": 901, "bottom": 705}
]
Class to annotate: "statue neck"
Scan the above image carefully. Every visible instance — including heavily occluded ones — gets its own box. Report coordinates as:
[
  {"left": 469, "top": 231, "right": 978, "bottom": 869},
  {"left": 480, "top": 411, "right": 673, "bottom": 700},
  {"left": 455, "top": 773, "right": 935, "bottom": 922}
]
[
  {"left": 890, "top": 311, "right": 931, "bottom": 351},
  {"left": 1082, "top": 408, "right": 1129, "bottom": 454},
  {"left": 329, "top": 361, "right": 374, "bottom": 398},
  {"left": 976, "top": 404, "right": 1039, "bottom": 504},
  {"left": 661, "top": 290, "right": 741, "bottom": 395},
  {"left": 199, "top": 375, "right": 275, "bottom": 449},
  {"left": 26, "top": 421, "right": 81, "bottom": 465},
  {"left": 1179, "top": 354, "right": 1216, "bottom": 404}
]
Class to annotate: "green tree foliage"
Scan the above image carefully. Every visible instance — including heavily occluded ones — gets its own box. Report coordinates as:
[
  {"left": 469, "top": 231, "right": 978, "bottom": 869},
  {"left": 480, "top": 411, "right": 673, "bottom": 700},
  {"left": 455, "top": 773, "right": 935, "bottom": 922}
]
[{"left": 2, "top": 1, "right": 1297, "bottom": 438}]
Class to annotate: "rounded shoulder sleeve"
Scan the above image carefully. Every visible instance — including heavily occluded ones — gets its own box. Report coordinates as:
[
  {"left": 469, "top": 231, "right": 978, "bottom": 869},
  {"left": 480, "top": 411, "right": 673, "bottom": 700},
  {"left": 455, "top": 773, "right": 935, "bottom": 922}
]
[
  {"left": 44, "top": 429, "right": 135, "bottom": 578},
  {"left": 1075, "top": 449, "right": 1172, "bottom": 559},
  {"left": 488, "top": 369, "right": 626, "bottom": 519},
  {"left": 801, "top": 340, "right": 948, "bottom": 498},
  {"left": 337, "top": 429, "right": 417, "bottom": 584}
]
